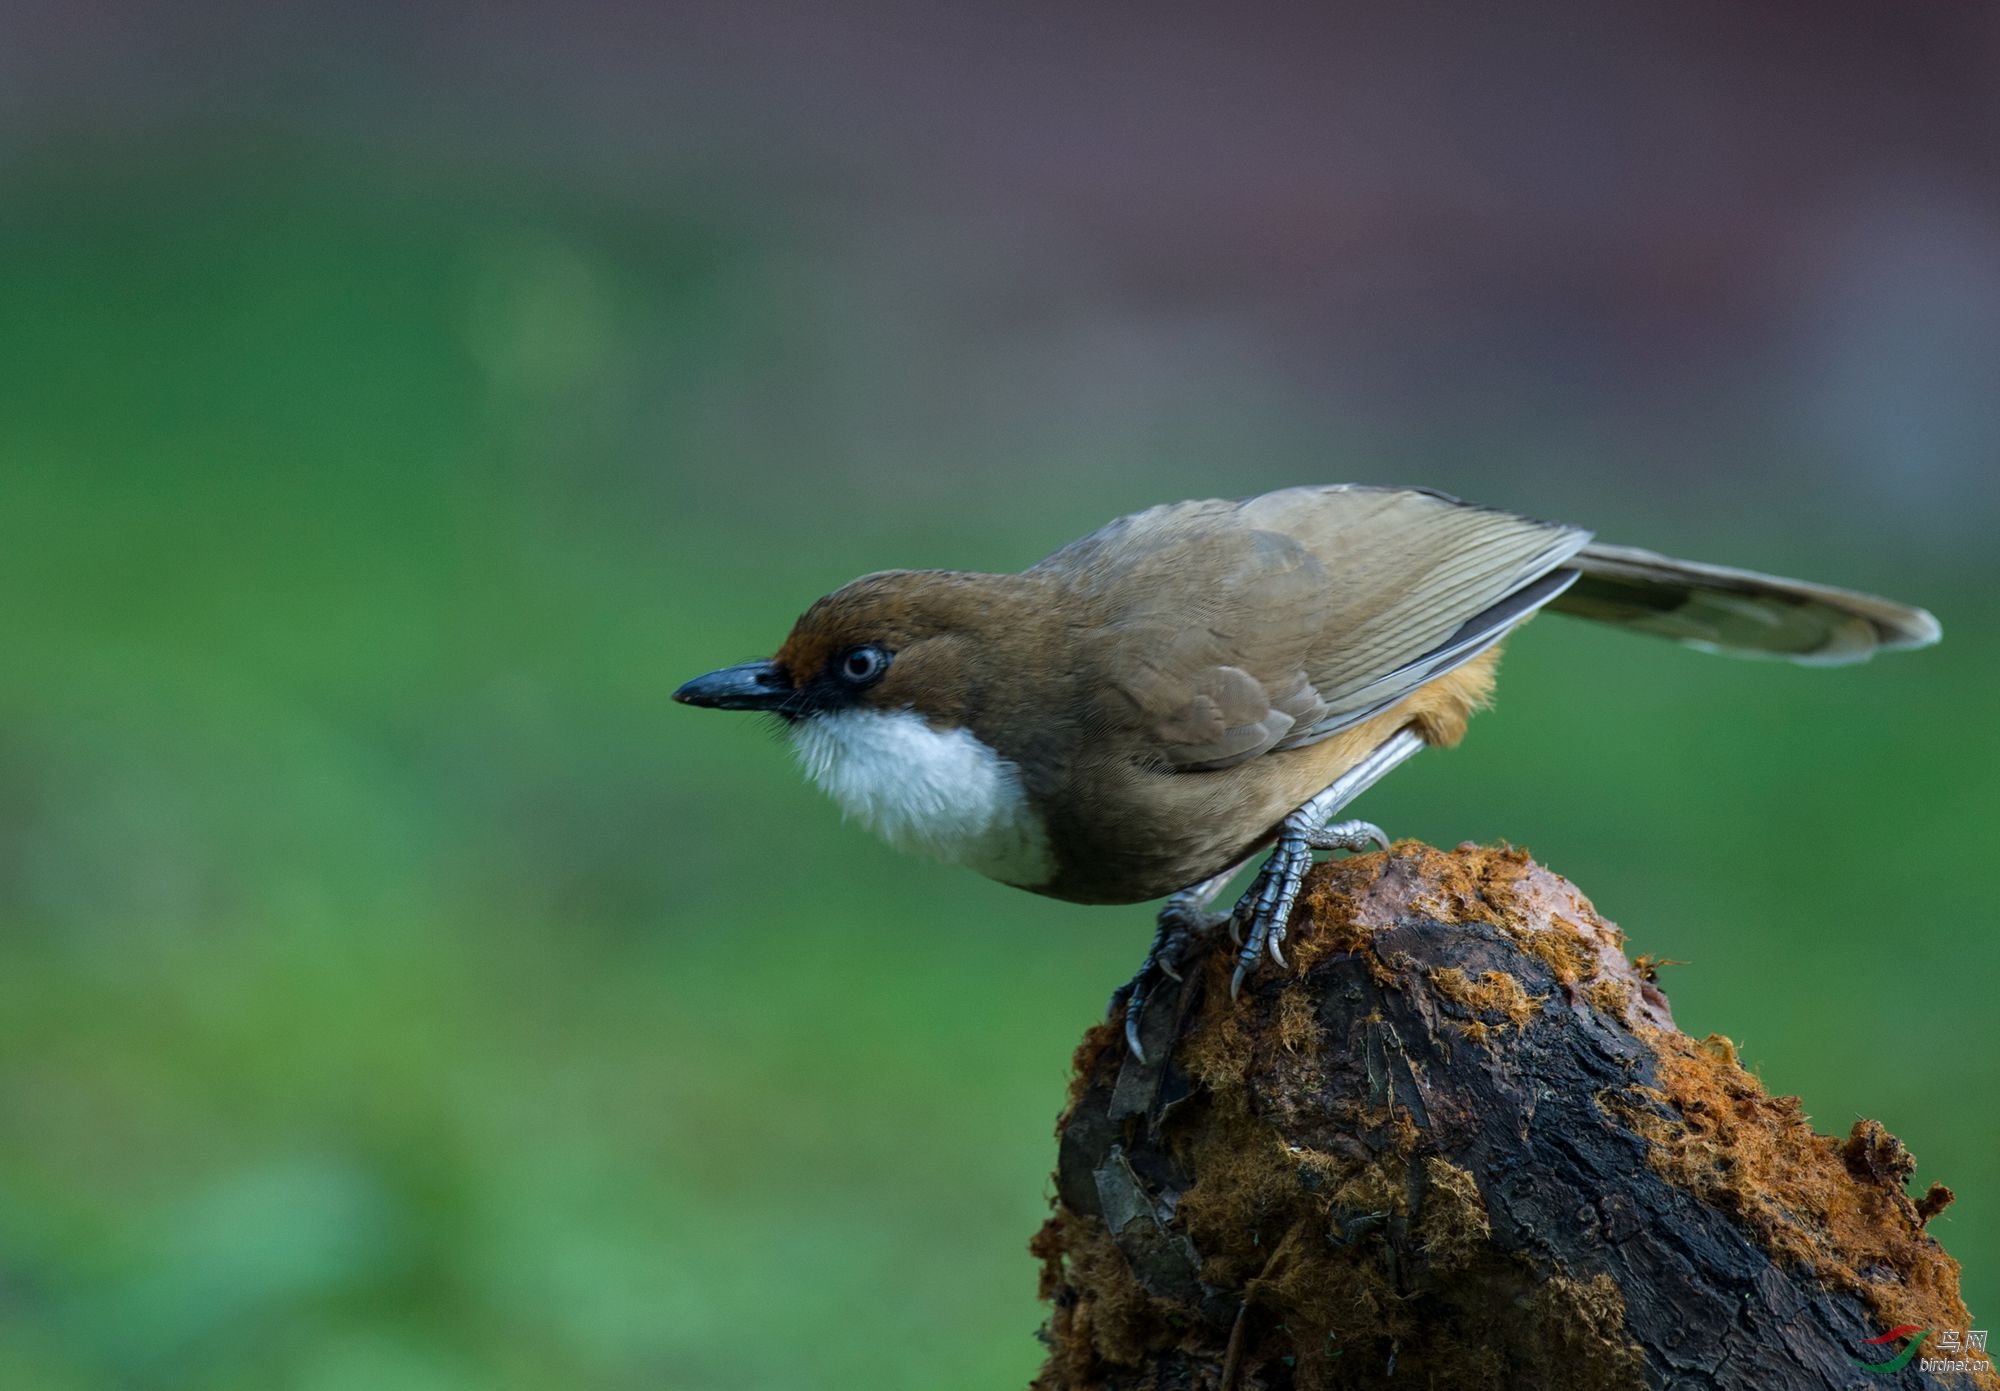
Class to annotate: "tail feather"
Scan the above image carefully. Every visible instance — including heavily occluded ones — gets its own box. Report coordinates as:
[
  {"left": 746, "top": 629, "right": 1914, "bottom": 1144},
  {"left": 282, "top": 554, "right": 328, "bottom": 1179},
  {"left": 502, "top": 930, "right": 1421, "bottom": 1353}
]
[{"left": 1550, "top": 543, "right": 1940, "bottom": 665}]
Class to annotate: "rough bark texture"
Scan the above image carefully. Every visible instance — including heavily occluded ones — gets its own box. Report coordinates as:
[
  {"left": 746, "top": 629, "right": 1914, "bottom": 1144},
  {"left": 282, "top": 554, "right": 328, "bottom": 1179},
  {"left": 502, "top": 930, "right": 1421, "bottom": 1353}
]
[{"left": 1031, "top": 842, "right": 1990, "bottom": 1391}]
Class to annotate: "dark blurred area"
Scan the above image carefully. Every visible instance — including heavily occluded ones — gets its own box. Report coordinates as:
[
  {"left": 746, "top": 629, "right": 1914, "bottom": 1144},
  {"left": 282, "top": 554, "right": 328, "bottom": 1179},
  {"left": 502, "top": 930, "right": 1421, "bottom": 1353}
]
[{"left": 2, "top": 4, "right": 1995, "bottom": 1387}]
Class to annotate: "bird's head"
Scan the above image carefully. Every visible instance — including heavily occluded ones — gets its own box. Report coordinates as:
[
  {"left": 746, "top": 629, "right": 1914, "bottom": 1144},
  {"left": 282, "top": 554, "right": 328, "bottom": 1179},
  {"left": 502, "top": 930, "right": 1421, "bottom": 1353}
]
[
  {"left": 673, "top": 569, "right": 1030, "bottom": 730},
  {"left": 674, "top": 569, "right": 1058, "bottom": 883}
]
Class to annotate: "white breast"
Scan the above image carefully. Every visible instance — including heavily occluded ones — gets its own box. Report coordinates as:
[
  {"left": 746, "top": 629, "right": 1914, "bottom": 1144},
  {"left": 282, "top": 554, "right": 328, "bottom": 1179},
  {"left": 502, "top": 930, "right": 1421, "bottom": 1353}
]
[{"left": 790, "top": 708, "right": 1052, "bottom": 888}]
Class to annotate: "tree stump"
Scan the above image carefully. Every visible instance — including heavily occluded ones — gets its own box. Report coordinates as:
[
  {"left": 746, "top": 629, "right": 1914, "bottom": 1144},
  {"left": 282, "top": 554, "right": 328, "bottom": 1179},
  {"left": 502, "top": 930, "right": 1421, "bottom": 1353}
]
[{"left": 1031, "top": 842, "right": 1989, "bottom": 1391}]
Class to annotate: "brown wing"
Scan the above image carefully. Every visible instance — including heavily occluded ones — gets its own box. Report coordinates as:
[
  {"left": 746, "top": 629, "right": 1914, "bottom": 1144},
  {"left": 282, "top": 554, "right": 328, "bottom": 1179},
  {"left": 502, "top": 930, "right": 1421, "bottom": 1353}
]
[{"left": 1036, "top": 486, "right": 1591, "bottom": 770}]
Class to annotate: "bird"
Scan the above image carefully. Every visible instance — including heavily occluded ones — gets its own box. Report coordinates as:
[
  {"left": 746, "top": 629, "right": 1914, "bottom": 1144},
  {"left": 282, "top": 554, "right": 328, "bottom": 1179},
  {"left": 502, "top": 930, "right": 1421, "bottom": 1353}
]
[{"left": 673, "top": 485, "right": 1939, "bottom": 1059}]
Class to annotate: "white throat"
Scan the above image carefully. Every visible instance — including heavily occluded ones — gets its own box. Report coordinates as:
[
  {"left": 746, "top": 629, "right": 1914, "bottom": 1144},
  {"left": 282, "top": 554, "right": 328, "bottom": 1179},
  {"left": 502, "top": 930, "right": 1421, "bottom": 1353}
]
[{"left": 790, "top": 708, "right": 1051, "bottom": 888}]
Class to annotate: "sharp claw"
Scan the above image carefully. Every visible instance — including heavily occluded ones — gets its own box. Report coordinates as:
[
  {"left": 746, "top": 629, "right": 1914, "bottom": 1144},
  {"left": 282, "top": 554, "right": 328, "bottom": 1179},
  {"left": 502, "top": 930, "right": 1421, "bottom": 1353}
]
[
  {"left": 1125, "top": 1009, "right": 1148, "bottom": 1064},
  {"left": 1199, "top": 764, "right": 1405, "bottom": 1003},
  {"left": 1159, "top": 958, "right": 1183, "bottom": 984}
]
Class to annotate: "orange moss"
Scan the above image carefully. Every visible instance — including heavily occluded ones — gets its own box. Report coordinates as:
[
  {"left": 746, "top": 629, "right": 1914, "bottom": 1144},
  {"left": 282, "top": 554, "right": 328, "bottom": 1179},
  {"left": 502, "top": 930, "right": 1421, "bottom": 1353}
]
[
  {"left": 1172, "top": 1092, "right": 1351, "bottom": 1288},
  {"left": 1918, "top": 1183, "right": 1957, "bottom": 1226},
  {"left": 1145, "top": 977, "right": 1642, "bottom": 1390},
  {"left": 1514, "top": 917, "right": 1598, "bottom": 986},
  {"left": 1694, "top": 1032, "right": 1738, "bottom": 1068},
  {"left": 1610, "top": 1025, "right": 1985, "bottom": 1375},
  {"left": 1168, "top": 1089, "right": 1410, "bottom": 1384},
  {"left": 1030, "top": 1211, "right": 1188, "bottom": 1384},
  {"left": 1632, "top": 954, "right": 1686, "bottom": 983},
  {"left": 1523, "top": 1275, "right": 1645, "bottom": 1390},
  {"left": 1290, "top": 858, "right": 1391, "bottom": 977},
  {"left": 1392, "top": 841, "right": 1516, "bottom": 932},
  {"left": 1158, "top": 1080, "right": 1641, "bottom": 1390},
  {"left": 1276, "top": 983, "right": 1320, "bottom": 1056},
  {"left": 1416, "top": 1156, "right": 1490, "bottom": 1273},
  {"left": 1063, "top": 1018, "right": 1120, "bottom": 1119},
  {"left": 1178, "top": 955, "right": 1255, "bottom": 1090},
  {"left": 1293, "top": 840, "right": 1615, "bottom": 993},
  {"left": 1586, "top": 977, "right": 1633, "bottom": 1023},
  {"left": 1430, "top": 965, "right": 1542, "bottom": 1035},
  {"left": 1439, "top": 844, "right": 1606, "bottom": 986}
]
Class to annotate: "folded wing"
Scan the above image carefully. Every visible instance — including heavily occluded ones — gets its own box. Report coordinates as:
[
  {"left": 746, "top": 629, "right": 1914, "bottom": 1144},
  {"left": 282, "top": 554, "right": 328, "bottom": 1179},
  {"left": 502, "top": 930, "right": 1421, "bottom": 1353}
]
[{"left": 1038, "top": 486, "right": 1591, "bottom": 771}]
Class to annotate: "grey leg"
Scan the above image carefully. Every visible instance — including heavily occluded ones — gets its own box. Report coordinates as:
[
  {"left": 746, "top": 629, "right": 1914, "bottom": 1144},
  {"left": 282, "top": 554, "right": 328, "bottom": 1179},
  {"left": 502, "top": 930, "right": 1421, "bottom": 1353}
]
[
  {"left": 1112, "top": 859, "right": 1247, "bottom": 1064},
  {"left": 1228, "top": 728, "right": 1424, "bottom": 997}
]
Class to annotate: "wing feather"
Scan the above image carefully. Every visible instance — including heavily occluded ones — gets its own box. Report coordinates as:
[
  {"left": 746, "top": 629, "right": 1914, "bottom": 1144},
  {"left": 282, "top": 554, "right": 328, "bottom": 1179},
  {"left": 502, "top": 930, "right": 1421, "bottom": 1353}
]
[
  {"left": 1552, "top": 542, "right": 1940, "bottom": 663},
  {"left": 1044, "top": 486, "right": 1591, "bottom": 771}
]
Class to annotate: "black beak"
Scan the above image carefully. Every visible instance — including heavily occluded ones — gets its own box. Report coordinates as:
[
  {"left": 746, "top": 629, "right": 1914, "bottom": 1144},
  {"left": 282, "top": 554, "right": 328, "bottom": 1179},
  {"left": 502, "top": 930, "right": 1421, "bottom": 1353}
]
[{"left": 673, "top": 660, "right": 794, "bottom": 712}]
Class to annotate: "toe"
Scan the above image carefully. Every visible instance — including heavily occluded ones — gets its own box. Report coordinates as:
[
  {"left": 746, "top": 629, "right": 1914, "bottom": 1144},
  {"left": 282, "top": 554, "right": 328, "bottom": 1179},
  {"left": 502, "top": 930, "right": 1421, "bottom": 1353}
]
[{"left": 1124, "top": 1009, "right": 1149, "bottom": 1063}]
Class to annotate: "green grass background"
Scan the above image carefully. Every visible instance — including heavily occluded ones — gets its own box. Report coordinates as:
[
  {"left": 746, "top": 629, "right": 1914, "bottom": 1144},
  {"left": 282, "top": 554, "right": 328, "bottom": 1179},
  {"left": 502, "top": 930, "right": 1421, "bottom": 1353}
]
[{"left": 1, "top": 153, "right": 1994, "bottom": 1389}]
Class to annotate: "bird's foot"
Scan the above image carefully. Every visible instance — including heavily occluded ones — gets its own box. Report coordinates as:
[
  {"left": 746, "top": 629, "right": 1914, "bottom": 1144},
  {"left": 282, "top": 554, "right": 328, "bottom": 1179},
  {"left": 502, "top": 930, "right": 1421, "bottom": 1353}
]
[
  {"left": 1110, "top": 816, "right": 1388, "bottom": 1063},
  {"left": 1228, "top": 818, "right": 1386, "bottom": 997},
  {"left": 1112, "top": 888, "right": 1233, "bottom": 1064}
]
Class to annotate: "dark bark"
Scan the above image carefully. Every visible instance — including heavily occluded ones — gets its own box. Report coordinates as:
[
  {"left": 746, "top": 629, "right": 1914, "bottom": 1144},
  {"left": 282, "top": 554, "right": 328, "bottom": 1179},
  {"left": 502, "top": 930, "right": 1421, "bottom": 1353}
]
[{"left": 1031, "top": 843, "right": 1988, "bottom": 1391}]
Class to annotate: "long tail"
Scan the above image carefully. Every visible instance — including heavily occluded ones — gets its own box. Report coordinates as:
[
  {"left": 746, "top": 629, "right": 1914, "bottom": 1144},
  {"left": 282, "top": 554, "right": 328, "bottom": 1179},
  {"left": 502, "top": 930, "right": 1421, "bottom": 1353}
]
[{"left": 1547, "top": 543, "right": 1941, "bottom": 664}]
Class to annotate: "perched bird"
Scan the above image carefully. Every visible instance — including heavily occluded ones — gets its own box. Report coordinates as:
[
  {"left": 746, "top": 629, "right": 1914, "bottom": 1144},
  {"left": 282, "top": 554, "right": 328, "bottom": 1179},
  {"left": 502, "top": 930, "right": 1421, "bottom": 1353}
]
[{"left": 674, "top": 485, "right": 1939, "bottom": 1057}]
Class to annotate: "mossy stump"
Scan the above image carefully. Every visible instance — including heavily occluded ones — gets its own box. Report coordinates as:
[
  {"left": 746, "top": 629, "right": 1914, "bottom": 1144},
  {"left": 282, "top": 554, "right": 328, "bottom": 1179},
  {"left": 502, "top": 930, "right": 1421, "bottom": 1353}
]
[{"left": 1032, "top": 842, "right": 1989, "bottom": 1391}]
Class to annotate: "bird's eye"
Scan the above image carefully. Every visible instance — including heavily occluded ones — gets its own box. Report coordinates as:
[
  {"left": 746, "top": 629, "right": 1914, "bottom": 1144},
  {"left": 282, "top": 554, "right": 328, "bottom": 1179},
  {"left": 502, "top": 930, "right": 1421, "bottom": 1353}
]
[{"left": 838, "top": 644, "right": 889, "bottom": 684}]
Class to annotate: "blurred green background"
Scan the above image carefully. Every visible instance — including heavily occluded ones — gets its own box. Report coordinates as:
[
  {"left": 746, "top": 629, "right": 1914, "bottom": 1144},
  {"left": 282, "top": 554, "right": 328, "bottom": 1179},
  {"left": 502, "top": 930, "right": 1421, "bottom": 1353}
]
[{"left": 3, "top": 5, "right": 1997, "bottom": 1388}]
